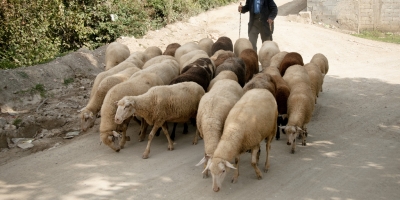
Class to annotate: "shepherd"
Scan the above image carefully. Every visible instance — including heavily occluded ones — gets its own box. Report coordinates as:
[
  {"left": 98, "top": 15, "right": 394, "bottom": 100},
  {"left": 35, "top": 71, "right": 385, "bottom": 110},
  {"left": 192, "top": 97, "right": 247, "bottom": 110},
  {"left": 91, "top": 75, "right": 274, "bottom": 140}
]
[{"left": 238, "top": 0, "right": 278, "bottom": 52}]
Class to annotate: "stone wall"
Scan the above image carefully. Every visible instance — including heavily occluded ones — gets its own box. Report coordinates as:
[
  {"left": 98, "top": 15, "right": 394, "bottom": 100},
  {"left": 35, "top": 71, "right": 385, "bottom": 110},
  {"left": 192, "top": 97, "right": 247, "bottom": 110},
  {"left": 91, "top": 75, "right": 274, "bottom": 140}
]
[{"left": 307, "top": 0, "right": 400, "bottom": 32}]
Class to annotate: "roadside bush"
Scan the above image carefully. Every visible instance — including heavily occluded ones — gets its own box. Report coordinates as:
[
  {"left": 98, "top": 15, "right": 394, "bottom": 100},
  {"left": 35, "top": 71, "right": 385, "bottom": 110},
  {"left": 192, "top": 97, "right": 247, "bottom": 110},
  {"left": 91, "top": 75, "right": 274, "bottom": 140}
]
[{"left": 0, "top": 0, "right": 237, "bottom": 69}]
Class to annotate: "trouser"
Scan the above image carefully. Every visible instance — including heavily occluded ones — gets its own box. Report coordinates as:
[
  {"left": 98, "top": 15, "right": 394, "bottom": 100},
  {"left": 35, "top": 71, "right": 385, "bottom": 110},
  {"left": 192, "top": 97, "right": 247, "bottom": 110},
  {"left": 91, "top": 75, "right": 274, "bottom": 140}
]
[{"left": 249, "top": 14, "right": 274, "bottom": 52}]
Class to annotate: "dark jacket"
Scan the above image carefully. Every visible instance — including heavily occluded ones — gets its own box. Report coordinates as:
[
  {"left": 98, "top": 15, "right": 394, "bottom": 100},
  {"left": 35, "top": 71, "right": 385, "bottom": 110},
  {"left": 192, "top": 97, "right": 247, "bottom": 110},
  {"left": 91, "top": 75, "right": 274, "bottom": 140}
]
[{"left": 240, "top": 0, "right": 278, "bottom": 34}]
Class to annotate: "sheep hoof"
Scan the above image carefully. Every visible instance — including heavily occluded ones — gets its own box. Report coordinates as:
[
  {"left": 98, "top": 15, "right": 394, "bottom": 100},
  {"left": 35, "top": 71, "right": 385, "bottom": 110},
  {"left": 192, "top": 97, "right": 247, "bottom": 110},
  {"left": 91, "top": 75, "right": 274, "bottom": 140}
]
[
  {"left": 115, "top": 149, "right": 120, "bottom": 152},
  {"left": 257, "top": 175, "right": 263, "bottom": 180},
  {"left": 203, "top": 174, "right": 209, "bottom": 179},
  {"left": 231, "top": 177, "right": 238, "bottom": 183},
  {"left": 168, "top": 147, "right": 174, "bottom": 151},
  {"left": 264, "top": 169, "right": 269, "bottom": 173},
  {"left": 142, "top": 154, "right": 149, "bottom": 159},
  {"left": 291, "top": 149, "right": 295, "bottom": 154},
  {"left": 125, "top": 136, "right": 131, "bottom": 141}
]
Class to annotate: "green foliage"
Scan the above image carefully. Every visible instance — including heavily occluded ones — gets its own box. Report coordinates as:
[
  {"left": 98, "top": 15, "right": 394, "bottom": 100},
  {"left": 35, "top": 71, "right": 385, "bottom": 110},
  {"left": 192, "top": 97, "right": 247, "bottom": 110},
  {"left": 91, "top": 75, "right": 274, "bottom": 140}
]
[
  {"left": 64, "top": 78, "right": 74, "bottom": 85},
  {"left": 1, "top": 0, "right": 237, "bottom": 69},
  {"left": 31, "top": 84, "right": 47, "bottom": 97},
  {"left": 13, "top": 118, "right": 22, "bottom": 127},
  {"left": 17, "top": 71, "right": 29, "bottom": 79},
  {"left": 352, "top": 31, "right": 400, "bottom": 44}
]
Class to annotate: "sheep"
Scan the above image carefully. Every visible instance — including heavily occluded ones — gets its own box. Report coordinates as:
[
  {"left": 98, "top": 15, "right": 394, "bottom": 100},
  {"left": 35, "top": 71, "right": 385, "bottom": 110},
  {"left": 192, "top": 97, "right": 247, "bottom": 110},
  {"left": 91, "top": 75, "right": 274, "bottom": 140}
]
[
  {"left": 211, "top": 50, "right": 235, "bottom": 68},
  {"left": 282, "top": 65, "right": 315, "bottom": 153},
  {"left": 114, "top": 82, "right": 205, "bottom": 159},
  {"left": 139, "top": 55, "right": 180, "bottom": 85},
  {"left": 198, "top": 38, "right": 214, "bottom": 57},
  {"left": 207, "top": 71, "right": 238, "bottom": 91},
  {"left": 143, "top": 46, "right": 163, "bottom": 62},
  {"left": 163, "top": 43, "right": 181, "bottom": 57},
  {"left": 268, "top": 51, "right": 288, "bottom": 69},
  {"left": 239, "top": 48, "right": 259, "bottom": 82},
  {"left": 310, "top": 53, "right": 329, "bottom": 92},
  {"left": 211, "top": 36, "right": 233, "bottom": 56},
  {"left": 215, "top": 57, "right": 246, "bottom": 87},
  {"left": 278, "top": 52, "right": 304, "bottom": 76},
  {"left": 243, "top": 73, "right": 276, "bottom": 95},
  {"left": 179, "top": 49, "right": 209, "bottom": 72},
  {"left": 258, "top": 41, "right": 280, "bottom": 69},
  {"left": 105, "top": 42, "right": 130, "bottom": 70},
  {"left": 201, "top": 89, "right": 278, "bottom": 192},
  {"left": 99, "top": 72, "right": 164, "bottom": 152},
  {"left": 234, "top": 38, "right": 253, "bottom": 57},
  {"left": 195, "top": 79, "right": 243, "bottom": 178},
  {"left": 174, "top": 42, "right": 201, "bottom": 61},
  {"left": 181, "top": 57, "right": 215, "bottom": 80},
  {"left": 80, "top": 66, "right": 141, "bottom": 132},
  {"left": 304, "top": 62, "right": 323, "bottom": 103}
]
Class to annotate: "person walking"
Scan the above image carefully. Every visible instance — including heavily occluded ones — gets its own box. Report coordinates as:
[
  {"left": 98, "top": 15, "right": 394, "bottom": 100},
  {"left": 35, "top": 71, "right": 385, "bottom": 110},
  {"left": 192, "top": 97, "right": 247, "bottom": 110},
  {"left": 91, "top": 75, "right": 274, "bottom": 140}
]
[{"left": 238, "top": 0, "right": 278, "bottom": 52}]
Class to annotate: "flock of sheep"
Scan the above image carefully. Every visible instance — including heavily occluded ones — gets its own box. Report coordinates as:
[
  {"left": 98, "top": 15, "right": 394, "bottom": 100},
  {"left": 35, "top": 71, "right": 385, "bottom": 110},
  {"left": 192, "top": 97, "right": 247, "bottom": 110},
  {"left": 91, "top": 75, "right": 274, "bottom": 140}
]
[{"left": 79, "top": 36, "right": 329, "bottom": 192}]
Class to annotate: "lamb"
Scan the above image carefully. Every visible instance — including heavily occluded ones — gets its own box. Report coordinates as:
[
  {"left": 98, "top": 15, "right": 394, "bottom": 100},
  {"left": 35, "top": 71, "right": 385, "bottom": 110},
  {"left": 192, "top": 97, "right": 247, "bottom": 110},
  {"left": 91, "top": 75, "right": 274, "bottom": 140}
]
[
  {"left": 198, "top": 38, "right": 214, "bottom": 57},
  {"left": 80, "top": 66, "right": 141, "bottom": 132},
  {"left": 234, "top": 38, "right": 253, "bottom": 57},
  {"left": 105, "top": 42, "right": 130, "bottom": 70},
  {"left": 239, "top": 48, "right": 259, "bottom": 82},
  {"left": 304, "top": 62, "right": 323, "bottom": 103},
  {"left": 258, "top": 41, "right": 280, "bottom": 69},
  {"left": 114, "top": 82, "right": 205, "bottom": 159},
  {"left": 99, "top": 72, "right": 164, "bottom": 152},
  {"left": 207, "top": 71, "right": 238, "bottom": 91},
  {"left": 211, "top": 36, "right": 233, "bottom": 56},
  {"left": 174, "top": 42, "right": 201, "bottom": 61},
  {"left": 195, "top": 79, "right": 243, "bottom": 178},
  {"left": 215, "top": 57, "right": 246, "bottom": 87},
  {"left": 278, "top": 52, "right": 304, "bottom": 76},
  {"left": 163, "top": 43, "right": 181, "bottom": 57},
  {"left": 310, "top": 53, "right": 329, "bottom": 92},
  {"left": 201, "top": 89, "right": 278, "bottom": 192},
  {"left": 268, "top": 51, "right": 288, "bottom": 68},
  {"left": 282, "top": 65, "right": 315, "bottom": 153},
  {"left": 211, "top": 50, "right": 235, "bottom": 68},
  {"left": 243, "top": 73, "right": 276, "bottom": 95}
]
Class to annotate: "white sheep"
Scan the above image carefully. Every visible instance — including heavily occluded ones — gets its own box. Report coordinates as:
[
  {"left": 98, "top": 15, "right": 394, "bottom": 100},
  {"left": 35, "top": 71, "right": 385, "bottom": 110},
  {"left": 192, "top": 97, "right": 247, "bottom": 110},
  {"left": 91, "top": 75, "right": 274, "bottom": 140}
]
[
  {"left": 105, "top": 42, "right": 130, "bottom": 70},
  {"left": 234, "top": 38, "right": 253, "bottom": 57},
  {"left": 195, "top": 79, "right": 243, "bottom": 178},
  {"left": 139, "top": 55, "right": 180, "bottom": 85},
  {"left": 80, "top": 66, "right": 141, "bottom": 131},
  {"left": 114, "top": 82, "right": 205, "bottom": 159},
  {"left": 198, "top": 38, "right": 214, "bottom": 57},
  {"left": 179, "top": 49, "right": 209, "bottom": 72},
  {"left": 310, "top": 53, "right": 329, "bottom": 92},
  {"left": 282, "top": 65, "right": 315, "bottom": 153},
  {"left": 268, "top": 51, "right": 288, "bottom": 69},
  {"left": 202, "top": 88, "right": 278, "bottom": 192},
  {"left": 174, "top": 42, "right": 201, "bottom": 61},
  {"left": 304, "top": 62, "right": 323, "bottom": 103},
  {"left": 207, "top": 71, "right": 238, "bottom": 91},
  {"left": 258, "top": 41, "right": 280, "bottom": 69},
  {"left": 99, "top": 72, "right": 164, "bottom": 152}
]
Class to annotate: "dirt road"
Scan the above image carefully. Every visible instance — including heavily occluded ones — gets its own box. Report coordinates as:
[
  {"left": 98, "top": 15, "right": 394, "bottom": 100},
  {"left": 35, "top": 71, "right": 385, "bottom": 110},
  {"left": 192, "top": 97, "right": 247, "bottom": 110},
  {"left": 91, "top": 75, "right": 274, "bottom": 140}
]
[{"left": 1, "top": 1, "right": 400, "bottom": 199}]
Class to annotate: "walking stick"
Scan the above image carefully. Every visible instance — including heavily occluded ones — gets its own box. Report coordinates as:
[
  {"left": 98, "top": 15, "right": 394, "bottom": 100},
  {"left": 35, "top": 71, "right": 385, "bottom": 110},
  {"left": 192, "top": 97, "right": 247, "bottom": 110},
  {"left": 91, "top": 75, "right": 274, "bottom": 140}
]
[{"left": 239, "top": 2, "right": 242, "bottom": 38}]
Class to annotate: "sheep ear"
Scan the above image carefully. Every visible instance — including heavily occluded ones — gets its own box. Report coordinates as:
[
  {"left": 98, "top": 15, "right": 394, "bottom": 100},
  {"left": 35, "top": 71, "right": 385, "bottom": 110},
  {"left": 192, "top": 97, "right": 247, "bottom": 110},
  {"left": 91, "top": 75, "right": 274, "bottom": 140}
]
[
  {"left": 225, "top": 161, "right": 236, "bottom": 169},
  {"left": 196, "top": 156, "right": 207, "bottom": 166}
]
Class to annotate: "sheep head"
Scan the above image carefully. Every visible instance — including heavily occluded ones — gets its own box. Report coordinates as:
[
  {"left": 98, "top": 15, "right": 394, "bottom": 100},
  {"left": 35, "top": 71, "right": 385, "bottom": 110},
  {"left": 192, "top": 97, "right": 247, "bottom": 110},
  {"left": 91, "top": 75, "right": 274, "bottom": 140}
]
[
  {"left": 80, "top": 109, "right": 95, "bottom": 132},
  {"left": 115, "top": 97, "right": 136, "bottom": 124},
  {"left": 205, "top": 157, "right": 236, "bottom": 192}
]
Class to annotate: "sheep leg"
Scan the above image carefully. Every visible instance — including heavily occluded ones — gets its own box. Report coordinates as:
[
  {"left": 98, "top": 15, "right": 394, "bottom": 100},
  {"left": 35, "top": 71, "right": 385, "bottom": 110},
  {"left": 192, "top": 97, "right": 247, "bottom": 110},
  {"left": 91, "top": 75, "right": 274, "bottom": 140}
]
[
  {"left": 231, "top": 156, "right": 240, "bottom": 183},
  {"left": 142, "top": 125, "right": 160, "bottom": 159},
  {"left": 250, "top": 145, "right": 262, "bottom": 180},
  {"left": 139, "top": 118, "right": 148, "bottom": 142},
  {"left": 118, "top": 116, "right": 132, "bottom": 149},
  {"left": 291, "top": 138, "right": 296, "bottom": 154},
  {"left": 193, "top": 129, "right": 200, "bottom": 145},
  {"left": 302, "top": 126, "right": 308, "bottom": 146},
  {"left": 170, "top": 123, "right": 177, "bottom": 141},
  {"left": 161, "top": 123, "right": 174, "bottom": 151},
  {"left": 265, "top": 135, "right": 273, "bottom": 172},
  {"left": 203, "top": 155, "right": 209, "bottom": 178}
]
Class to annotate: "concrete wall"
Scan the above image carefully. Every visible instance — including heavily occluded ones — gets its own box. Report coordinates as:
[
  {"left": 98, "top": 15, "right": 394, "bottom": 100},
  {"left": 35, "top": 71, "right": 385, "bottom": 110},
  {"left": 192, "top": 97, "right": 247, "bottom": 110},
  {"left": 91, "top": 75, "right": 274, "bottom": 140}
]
[{"left": 307, "top": 0, "right": 400, "bottom": 32}]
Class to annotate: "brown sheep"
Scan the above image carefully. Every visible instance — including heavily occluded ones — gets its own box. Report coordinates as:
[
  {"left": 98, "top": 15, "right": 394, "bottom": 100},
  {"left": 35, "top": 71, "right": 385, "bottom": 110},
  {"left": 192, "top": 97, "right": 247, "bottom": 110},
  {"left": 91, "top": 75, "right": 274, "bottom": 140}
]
[
  {"left": 211, "top": 36, "right": 233, "bottom": 56},
  {"left": 163, "top": 43, "right": 181, "bottom": 57},
  {"left": 239, "top": 48, "right": 259, "bottom": 83},
  {"left": 278, "top": 52, "right": 304, "bottom": 76},
  {"left": 215, "top": 57, "right": 246, "bottom": 87}
]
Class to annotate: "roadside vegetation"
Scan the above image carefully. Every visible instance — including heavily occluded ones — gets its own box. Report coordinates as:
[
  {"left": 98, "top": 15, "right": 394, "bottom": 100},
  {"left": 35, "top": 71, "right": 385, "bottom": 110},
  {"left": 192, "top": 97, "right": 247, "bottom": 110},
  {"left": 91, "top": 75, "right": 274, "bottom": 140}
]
[
  {"left": 352, "top": 30, "right": 400, "bottom": 44},
  {"left": 0, "top": 0, "right": 237, "bottom": 69}
]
